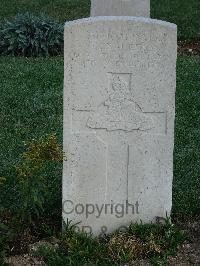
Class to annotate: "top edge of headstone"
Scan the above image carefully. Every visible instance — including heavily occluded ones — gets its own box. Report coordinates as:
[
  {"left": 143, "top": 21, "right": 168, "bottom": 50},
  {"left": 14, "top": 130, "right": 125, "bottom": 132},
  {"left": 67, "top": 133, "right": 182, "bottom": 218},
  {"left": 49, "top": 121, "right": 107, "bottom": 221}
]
[{"left": 65, "top": 16, "right": 177, "bottom": 30}]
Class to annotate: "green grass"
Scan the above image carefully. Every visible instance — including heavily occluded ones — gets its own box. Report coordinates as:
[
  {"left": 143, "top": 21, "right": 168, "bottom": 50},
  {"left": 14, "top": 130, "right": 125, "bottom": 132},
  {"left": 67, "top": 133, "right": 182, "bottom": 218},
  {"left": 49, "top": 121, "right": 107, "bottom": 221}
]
[
  {"left": 0, "top": 55, "right": 199, "bottom": 219},
  {"left": 173, "top": 55, "right": 200, "bottom": 218},
  {"left": 152, "top": 0, "right": 200, "bottom": 40},
  {"left": 0, "top": 56, "right": 63, "bottom": 161},
  {"left": 0, "top": 0, "right": 199, "bottom": 40},
  {"left": 0, "top": 56, "right": 63, "bottom": 212},
  {"left": 0, "top": 0, "right": 90, "bottom": 22}
]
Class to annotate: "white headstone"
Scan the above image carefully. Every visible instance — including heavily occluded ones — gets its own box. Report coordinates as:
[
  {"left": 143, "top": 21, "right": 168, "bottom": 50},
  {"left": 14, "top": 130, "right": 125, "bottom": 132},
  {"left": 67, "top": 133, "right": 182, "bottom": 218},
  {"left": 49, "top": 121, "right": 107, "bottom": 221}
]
[
  {"left": 63, "top": 17, "right": 177, "bottom": 236},
  {"left": 91, "top": 0, "right": 150, "bottom": 17}
]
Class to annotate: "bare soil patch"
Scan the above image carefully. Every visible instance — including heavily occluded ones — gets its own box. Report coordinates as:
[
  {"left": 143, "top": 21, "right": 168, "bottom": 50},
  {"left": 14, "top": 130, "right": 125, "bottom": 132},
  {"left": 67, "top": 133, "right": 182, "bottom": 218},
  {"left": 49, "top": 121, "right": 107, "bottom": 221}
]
[{"left": 178, "top": 41, "right": 200, "bottom": 55}]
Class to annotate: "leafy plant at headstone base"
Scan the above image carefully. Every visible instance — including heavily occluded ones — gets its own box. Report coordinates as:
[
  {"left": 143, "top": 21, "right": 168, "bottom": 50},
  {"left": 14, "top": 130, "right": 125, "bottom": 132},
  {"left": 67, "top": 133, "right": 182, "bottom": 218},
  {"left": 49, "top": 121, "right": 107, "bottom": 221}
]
[
  {"left": 0, "top": 13, "right": 64, "bottom": 57},
  {"left": 14, "top": 134, "right": 63, "bottom": 228},
  {"left": 127, "top": 217, "right": 186, "bottom": 264},
  {"left": 34, "top": 230, "right": 112, "bottom": 266},
  {"left": 33, "top": 218, "right": 186, "bottom": 266}
]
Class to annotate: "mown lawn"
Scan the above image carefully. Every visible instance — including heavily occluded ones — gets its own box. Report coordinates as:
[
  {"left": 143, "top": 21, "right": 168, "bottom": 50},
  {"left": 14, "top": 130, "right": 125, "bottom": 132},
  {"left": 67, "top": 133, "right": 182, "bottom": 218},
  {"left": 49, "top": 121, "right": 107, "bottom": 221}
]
[
  {"left": 151, "top": 0, "right": 200, "bottom": 40},
  {"left": 173, "top": 55, "right": 200, "bottom": 218},
  {"left": 0, "top": 57, "right": 63, "bottom": 212},
  {"left": 0, "top": 55, "right": 199, "bottom": 219},
  {"left": 0, "top": 0, "right": 199, "bottom": 40}
]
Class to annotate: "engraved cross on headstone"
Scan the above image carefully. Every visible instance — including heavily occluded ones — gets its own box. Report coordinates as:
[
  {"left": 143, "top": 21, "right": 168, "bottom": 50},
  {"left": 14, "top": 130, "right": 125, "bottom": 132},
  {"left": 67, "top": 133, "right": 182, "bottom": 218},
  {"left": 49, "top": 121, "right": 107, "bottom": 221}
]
[{"left": 86, "top": 73, "right": 167, "bottom": 201}]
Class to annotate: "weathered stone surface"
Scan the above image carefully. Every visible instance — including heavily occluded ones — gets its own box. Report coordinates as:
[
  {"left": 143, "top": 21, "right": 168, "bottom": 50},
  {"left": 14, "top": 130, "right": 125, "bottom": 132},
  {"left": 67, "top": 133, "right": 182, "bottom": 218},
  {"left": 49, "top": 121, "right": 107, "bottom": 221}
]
[
  {"left": 63, "top": 17, "right": 177, "bottom": 236},
  {"left": 91, "top": 0, "right": 150, "bottom": 17}
]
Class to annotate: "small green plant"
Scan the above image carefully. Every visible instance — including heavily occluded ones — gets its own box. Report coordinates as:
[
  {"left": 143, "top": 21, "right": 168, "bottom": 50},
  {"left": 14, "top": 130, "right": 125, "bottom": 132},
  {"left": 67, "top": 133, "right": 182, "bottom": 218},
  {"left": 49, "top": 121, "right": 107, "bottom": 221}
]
[
  {"left": 35, "top": 231, "right": 112, "bottom": 266},
  {"left": 15, "top": 134, "right": 63, "bottom": 227},
  {"left": 0, "top": 13, "right": 63, "bottom": 56},
  {"left": 34, "top": 219, "right": 185, "bottom": 266},
  {"left": 62, "top": 231, "right": 110, "bottom": 265},
  {"left": 0, "top": 134, "right": 62, "bottom": 257}
]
